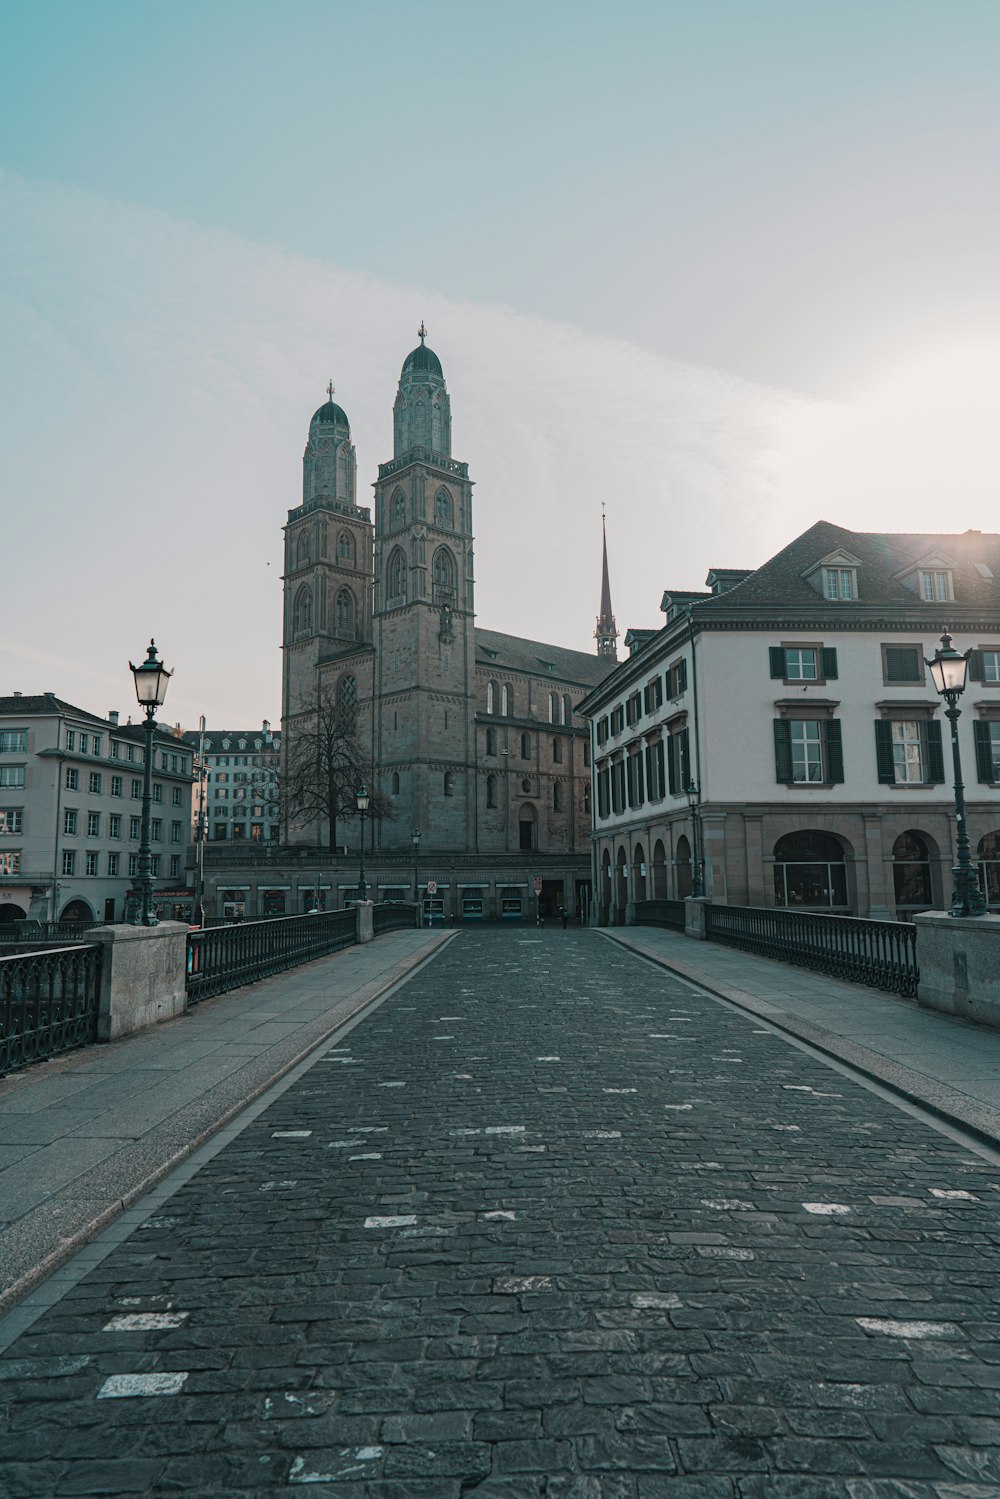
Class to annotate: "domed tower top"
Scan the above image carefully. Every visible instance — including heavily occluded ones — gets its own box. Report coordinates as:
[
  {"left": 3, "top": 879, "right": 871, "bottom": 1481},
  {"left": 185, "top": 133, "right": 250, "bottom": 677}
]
[
  {"left": 303, "top": 381, "right": 357, "bottom": 508},
  {"left": 394, "top": 322, "right": 451, "bottom": 458}
]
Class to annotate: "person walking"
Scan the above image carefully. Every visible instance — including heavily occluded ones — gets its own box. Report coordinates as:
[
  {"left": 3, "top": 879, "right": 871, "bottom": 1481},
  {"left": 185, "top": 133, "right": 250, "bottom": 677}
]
[{"left": 559, "top": 905, "right": 568, "bottom": 930}]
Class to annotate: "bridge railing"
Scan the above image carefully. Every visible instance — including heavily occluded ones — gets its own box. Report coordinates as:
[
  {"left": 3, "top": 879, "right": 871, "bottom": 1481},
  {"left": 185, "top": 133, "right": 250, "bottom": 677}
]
[
  {"left": 186, "top": 909, "right": 357, "bottom": 1005},
  {"left": 373, "top": 901, "right": 418, "bottom": 935},
  {"left": 0, "top": 944, "right": 103, "bottom": 1076},
  {"left": 704, "top": 903, "right": 919, "bottom": 998},
  {"left": 633, "top": 899, "right": 687, "bottom": 932}
]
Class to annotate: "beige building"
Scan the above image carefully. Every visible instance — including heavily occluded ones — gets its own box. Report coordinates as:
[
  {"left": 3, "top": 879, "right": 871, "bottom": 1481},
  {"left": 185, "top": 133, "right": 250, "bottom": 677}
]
[
  {"left": 203, "top": 332, "right": 615, "bottom": 923},
  {"left": 579, "top": 521, "right": 1000, "bottom": 924}
]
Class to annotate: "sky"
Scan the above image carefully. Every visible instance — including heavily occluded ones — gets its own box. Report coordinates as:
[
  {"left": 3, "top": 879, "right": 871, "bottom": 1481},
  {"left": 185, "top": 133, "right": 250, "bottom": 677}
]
[{"left": 2, "top": 0, "right": 1000, "bottom": 727}]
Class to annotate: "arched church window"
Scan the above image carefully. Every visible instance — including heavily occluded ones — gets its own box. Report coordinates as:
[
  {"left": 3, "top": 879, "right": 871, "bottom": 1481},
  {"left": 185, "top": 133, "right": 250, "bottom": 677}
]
[
  {"left": 444, "top": 771, "right": 454, "bottom": 797},
  {"left": 337, "top": 674, "right": 357, "bottom": 715},
  {"left": 553, "top": 782, "right": 563, "bottom": 812},
  {"left": 391, "top": 772, "right": 400, "bottom": 796},
  {"left": 296, "top": 532, "right": 311, "bottom": 568},
  {"left": 435, "top": 488, "right": 453, "bottom": 529},
  {"left": 387, "top": 548, "right": 407, "bottom": 602},
  {"left": 485, "top": 727, "right": 497, "bottom": 756},
  {"left": 521, "top": 732, "right": 531, "bottom": 760},
  {"left": 548, "top": 693, "right": 557, "bottom": 723},
  {"left": 337, "top": 531, "right": 354, "bottom": 564},
  {"left": 432, "top": 547, "right": 456, "bottom": 601},
  {"left": 487, "top": 681, "right": 496, "bottom": 715},
  {"left": 501, "top": 684, "right": 511, "bottom": 716},
  {"left": 486, "top": 775, "right": 497, "bottom": 808},
  {"left": 293, "top": 585, "right": 313, "bottom": 635},
  {"left": 563, "top": 695, "right": 572, "bottom": 724},
  {"left": 335, "top": 588, "right": 356, "bottom": 635},
  {"left": 391, "top": 490, "right": 406, "bottom": 528},
  {"left": 518, "top": 804, "right": 537, "bottom": 851}
]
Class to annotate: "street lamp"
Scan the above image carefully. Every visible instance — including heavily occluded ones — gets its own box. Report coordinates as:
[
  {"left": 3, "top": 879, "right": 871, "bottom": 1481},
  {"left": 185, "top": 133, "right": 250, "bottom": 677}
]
[
  {"left": 411, "top": 828, "right": 421, "bottom": 907},
  {"left": 356, "top": 786, "right": 370, "bottom": 902},
  {"left": 685, "top": 780, "right": 705, "bottom": 898},
  {"left": 128, "top": 640, "right": 172, "bottom": 926},
  {"left": 926, "top": 631, "right": 987, "bottom": 917}
]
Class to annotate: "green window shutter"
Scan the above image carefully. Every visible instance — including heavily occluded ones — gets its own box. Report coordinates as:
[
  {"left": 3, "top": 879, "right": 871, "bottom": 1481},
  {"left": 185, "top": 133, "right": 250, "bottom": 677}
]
[
  {"left": 667, "top": 736, "right": 677, "bottom": 796},
  {"left": 679, "top": 728, "right": 690, "bottom": 789},
  {"left": 974, "top": 720, "right": 995, "bottom": 783},
  {"left": 769, "top": 646, "right": 786, "bottom": 679},
  {"left": 925, "top": 719, "right": 945, "bottom": 783},
  {"left": 773, "top": 719, "right": 792, "bottom": 783},
  {"left": 644, "top": 743, "right": 654, "bottom": 795},
  {"left": 824, "top": 719, "right": 844, "bottom": 783},
  {"left": 874, "top": 720, "right": 896, "bottom": 783},
  {"left": 821, "top": 647, "right": 838, "bottom": 680},
  {"left": 678, "top": 659, "right": 688, "bottom": 693},
  {"left": 656, "top": 741, "right": 665, "bottom": 799},
  {"left": 969, "top": 649, "right": 984, "bottom": 683},
  {"left": 635, "top": 752, "right": 645, "bottom": 804}
]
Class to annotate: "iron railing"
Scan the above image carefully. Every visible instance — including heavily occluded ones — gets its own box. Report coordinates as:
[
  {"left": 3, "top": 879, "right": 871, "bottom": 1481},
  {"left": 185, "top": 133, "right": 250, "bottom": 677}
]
[
  {"left": 186, "top": 908, "right": 357, "bottom": 1004},
  {"left": 633, "top": 899, "right": 687, "bottom": 932},
  {"left": 373, "top": 901, "right": 418, "bottom": 935},
  {"left": 705, "top": 903, "right": 919, "bottom": 998},
  {"left": 0, "top": 920, "right": 105, "bottom": 944},
  {"left": 0, "top": 944, "right": 102, "bottom": 1075}
]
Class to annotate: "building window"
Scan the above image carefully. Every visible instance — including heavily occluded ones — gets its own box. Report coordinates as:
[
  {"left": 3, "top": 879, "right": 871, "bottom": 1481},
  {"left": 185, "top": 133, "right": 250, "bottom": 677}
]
[
  {"left": 150, "top": 855, "right": 160, "bottom": 876},
  {"left": 625, "top": 691, "right": 642, "bottom": 726},
  {"left": 773, "top": 718, "right": 843, "bottom": 784},
  {"left": 485, "top": 727, "right": 497, "bottom": 756},
  {"left": 337, "top": 531, "right": 354, "bottom": 563},
  {"left": 974, "top": 720, "right": 1000, "bottom": 783},
  {"left": 172, "top": 787, "right": 182, "bottom": 806},
  {"left": 519, "top": 806, "right": 537, "bottom": 851},
  {"left": 892, "top": 831, "right": 934, "bottom": 911},
  {"left": 65, "top": 731, "right": 76, "bottom": 750},
  {"left": 644, "top": 738, "right": 666, "bottom": 799},
  {"left": 131, "top": 780, "right": 141, "bottom": 799},
  {"left": 130, "top": 816, "right": 141, "bottom": 839},
  {"left": 882, "top": 645, "right": 924, "bottom": 685},
  {"left": 335, "top": 587, "right": 356, "bottom": 635},
  {"left": 769, "top": 646, "right": 838, "bottom": 682},
  {"left": 824, "top": 567, "right": 856, "bottom": 600},
  {"left": 0, "top": 849, "right": 21, "bottom": 875},
  {"left": 563, "top": 695, "right": 572, "bottom": 724},
  {"left": 109, "top": 814, "right": 121, "bottom": 838},
  {"left": 171, "top": 821, "right": 182, "bottom": 844},
  {"left": 152, "top": 784, "right": 163, "bottom": 804},
  {"left": 501, "top": 685, "right": 511, "bottom": 716},
  {"left": 87, "top": 811, "right": 101, "bottom": 838},
  {"left": 391, "top": 489, "right": 406, "bottom": 527},
  {"left": 553, "top": 781, "right": 564, "bottom": 812},
  {"left": 920, "top": 569, "right": 952, "bottom": 601},
  {"left": 486, "top": 681, "right": 495, "bottom": 715},
  {"left": 610, "top": 706, "right": 625, "bottom": 736},
  {"left": 596, "top": 765, "right": 610, "bottom": 819},
  {"left": 486, "top": 774, "right": 497, "bottom": 808},
  {"left": 128, "top": 854, "right": 138, "bottom": 876},
  {"left": 444, "top": 772, "right": 454, "bottom": 797},
  {"left": 875, "top": 718, "right": 944, "bottom": 785},
  {"left": 296, "top": 531, "right": 311, "bottom": 567},
  {"left": 111, "top": 741, "right": 120, "bottom": 759},
  {"left": 150, "top": 819, "right": 162, "bottom": 842},
  {"left": 643, "top": 678, "right": 663, "bottom": 714},
  {"left": 521, "top": 733, "right": 531, "bottom": 760},
  {"left": 62, "top": 850, "right": 76, "bottom": 876},
  {"left": 111, "top": 776, "right": 123, "bottom": 797},
  {"left": 107, "top": 852, "right": 119, "bottom": 877},
  {"left": 0, "top": 810, "right": 23, "bottom": 834},
  {"left": 596, "top": 717, "right": 609, "bottom": 746},
  {"left": 64, "top": 809, "right": 78, "bottom": 835},
  {"left": 85, "top": 852, "right": 99, "bottom": 877},
  {"left": 170, "top": 855, "right": 181, "bottom": 879},
  {"left": 435, "top": 488, "right": 453, "bottom": 528},
  {"left": 666, "top": 661, "right": 688, "bottom": 699},
  {"left": 293, "top": 584, "right": 313, "bottom": 634},
  {"left": 213, "top": 824, "right": 228, "bottom": 840},
  {"left": 64, "top": 768, "right": 78, "bottom": 790},
  {"left": 0, "top": 731, "right": 27, "bottom": 753},
  {"left": 773, "top": 830, "right": 849, "bottom": 909},
  {"left": 548, "top": 692, "right": 557, "bottom": 723},
  {"left": 552, "top": 736, "right": 562, "bottom": 764},
  {"left": 337, "top": 674, "right": 358, "bottom": 715},
  {"left": 432, "top": 546, "right": 456, "bottom": 601},
  {"left": 88, "top": 772, "right": 102, "bottom": 795},
  {"left": 79, "top": 734, "right": 89, "bottom": 754},
  {"left": 666, "top": 727, "right": 689, "bottom": 796},
  {"left": 979, "top": 832, "right": 1000, "bottom": 907}
]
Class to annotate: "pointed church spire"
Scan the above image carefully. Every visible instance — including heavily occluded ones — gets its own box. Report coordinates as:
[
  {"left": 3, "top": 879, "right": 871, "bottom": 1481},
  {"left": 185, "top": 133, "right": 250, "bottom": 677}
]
[{"left": 595, "top": 507, "right": 619, "bottom": 660}]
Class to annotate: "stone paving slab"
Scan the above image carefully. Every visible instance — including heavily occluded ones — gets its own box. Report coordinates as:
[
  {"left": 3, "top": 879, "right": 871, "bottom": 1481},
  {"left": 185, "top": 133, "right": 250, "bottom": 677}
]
[
  {"left": 2, "top": 930, "right": 1000, "bottom": 1493},
  {"left": 604, "top": 927, "right": 1000, "bottom": 1148},
  {"left": 0, "top": 930, "right": 450, "bottom": 1316}
]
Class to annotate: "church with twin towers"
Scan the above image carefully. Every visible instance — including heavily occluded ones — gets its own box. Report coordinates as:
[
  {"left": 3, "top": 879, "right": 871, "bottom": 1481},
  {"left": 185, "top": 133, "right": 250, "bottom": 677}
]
[{"left": 277, "top": 326, "right": 617, "bottom": 922}]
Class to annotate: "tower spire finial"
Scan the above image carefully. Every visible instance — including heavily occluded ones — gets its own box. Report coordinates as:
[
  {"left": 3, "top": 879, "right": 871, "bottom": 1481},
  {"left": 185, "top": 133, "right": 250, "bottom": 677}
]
[
  {"left": 417, "top": 320, "right": 427, "bottom": 344},
  {"left": 595, "top": 508, "right": 619, "bottom": 662},
  {"left": 326, "top": 379, "right": 335, "bottom": 401}
]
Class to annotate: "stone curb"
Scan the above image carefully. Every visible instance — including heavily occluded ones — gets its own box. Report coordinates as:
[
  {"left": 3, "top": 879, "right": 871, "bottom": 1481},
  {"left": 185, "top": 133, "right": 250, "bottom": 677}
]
[
  {"left": 0, "top": 932, "right": 454, "bottom": 1317},
  {"left": 601, "top": 929, "right": 1000, "bottom": 1151}
]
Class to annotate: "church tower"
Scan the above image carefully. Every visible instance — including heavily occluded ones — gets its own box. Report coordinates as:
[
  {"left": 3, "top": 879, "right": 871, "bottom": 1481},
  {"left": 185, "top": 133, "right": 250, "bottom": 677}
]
[
  {"left": 595, "top": 510, "right": 619, "bottom": 660},
  {"left": 281, "top": 389, "right": 375, "bottom": 841},
  {"left": 372, "top": 327, "right": 476, "bottom": 851}
]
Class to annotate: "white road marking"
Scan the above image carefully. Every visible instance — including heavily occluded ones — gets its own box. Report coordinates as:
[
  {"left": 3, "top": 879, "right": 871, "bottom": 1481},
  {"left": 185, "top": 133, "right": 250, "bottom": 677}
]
[
  {"left": 803, "top": 1203, "right": 851, "bottom": 1215},
  {"left": 97, "top": 1373, "right": 189, "bottom": 1398},
  {"left": 857, "top": 1317, "right": 960, "bottom": 1339},
  {"left": 102, "top": 1313, "right": 189, "bottom": 1331},
  {"left": 364, "top": 1215, "right": 416, "bottom": 1228}
]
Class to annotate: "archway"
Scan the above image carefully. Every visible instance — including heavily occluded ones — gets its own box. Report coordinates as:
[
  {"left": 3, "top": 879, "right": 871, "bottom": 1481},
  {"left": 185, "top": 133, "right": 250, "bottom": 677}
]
[
  {"left": 518, "top": 804, "right": 537, "bottom": 852},
  {"left": 0, "top": 902, "right": 26, "bottom": 924},
  {"left": 675, "top": 835, "right": 692, "bottom": 899},
  {"left": 60, "top": 899, "right": 94, "bottom": 923},
  {"left": 633, "top": 842, "right": 647, "bottom": 901},
  {"left": 773, "top": 830, "right": 850, "bottom": 910},
  {"left": 892, "top": 830, "right": 935, "bottom": 915},
  {"left": 615, "top": 845, "right": 628, "bottom": 920},
  {"left": 652, "top": 839, "right": 668, "bottom": 898}
]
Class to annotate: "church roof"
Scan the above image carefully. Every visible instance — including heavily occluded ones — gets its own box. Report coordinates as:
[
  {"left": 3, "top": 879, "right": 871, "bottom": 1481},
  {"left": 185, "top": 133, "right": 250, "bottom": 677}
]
[
  {"left": 310, "top": 399, "right": 350, "bottom": 429},
  {"left": 402, "top": 343, "right": 443, "bottom": 378},
  {"left": 475, "top": 628, "right": 617, "bottom": 688}
]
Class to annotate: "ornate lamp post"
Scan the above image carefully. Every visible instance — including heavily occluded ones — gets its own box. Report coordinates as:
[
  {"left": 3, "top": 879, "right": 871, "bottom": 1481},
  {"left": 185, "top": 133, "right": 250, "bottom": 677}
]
[
  {"left": 356, "top": 786, "right": 370, "bottom": 902},
  {"left": 685, "top": 780, "right": 705, "bottom": 898},
  {"left": 411, "top": 828, "right": 421, "bottom": 906},
  {"left": 128, "top": 640, "right": 172, "bottom": 926},
  {"left": 926, "top": 632, "right": 987, "bottom": 917}
]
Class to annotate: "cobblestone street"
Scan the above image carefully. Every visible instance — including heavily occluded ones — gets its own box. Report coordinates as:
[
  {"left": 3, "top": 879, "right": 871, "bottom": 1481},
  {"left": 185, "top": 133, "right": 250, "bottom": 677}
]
[{"left": 3, "top": 929, "right": 1000, "bottom": 1497}]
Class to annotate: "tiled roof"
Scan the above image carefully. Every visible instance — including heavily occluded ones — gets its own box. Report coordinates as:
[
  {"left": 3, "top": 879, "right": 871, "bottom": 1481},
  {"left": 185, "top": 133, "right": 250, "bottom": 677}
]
[
  {"left": 475, "top": 628, "right": 616, "bottom": 688},
  {"left": 0, "top": 694, "right": 108, "bottom": 723},
  {"left": 693, "top": 521, "right": 1000, "bottom": 614}
]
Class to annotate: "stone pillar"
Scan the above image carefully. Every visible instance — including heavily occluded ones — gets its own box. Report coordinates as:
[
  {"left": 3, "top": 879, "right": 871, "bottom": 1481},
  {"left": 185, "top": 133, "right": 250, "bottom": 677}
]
[
  {"left": 356, "top": 900, "right": 374, "bottom": 945},
  {"left": 685, "top": 896, "right": 709, "bottom": 940},
  {"left": 91, "top": 922, "right": 189, "bottom": 1043},
  {"left": 744, "top": 816, "right": 765, "bottom": 906},
  {"left": 863, "top": 814, "right": 891, "bottom": 919},
  {"left": 913, "top": 911, "right": 1000, "bottom": 1026}
]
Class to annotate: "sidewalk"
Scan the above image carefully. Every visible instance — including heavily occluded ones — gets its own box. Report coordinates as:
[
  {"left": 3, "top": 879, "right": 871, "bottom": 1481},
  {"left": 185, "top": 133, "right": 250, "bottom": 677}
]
[
  {"left": 0, "top": 929, "right": 452, "bottom": 1314},
  {"left": 603, "top": 924, "right": 1000, "bottom": 1148}
]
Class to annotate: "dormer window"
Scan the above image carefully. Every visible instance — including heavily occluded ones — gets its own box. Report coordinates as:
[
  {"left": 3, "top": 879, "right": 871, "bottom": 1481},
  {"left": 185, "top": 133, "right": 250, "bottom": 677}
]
[
  {"left": 824, "top": 567, "right": 856, "bottom": 601},
  {"left": 920, "top": 569, "right": 952, "bottom": 602}
]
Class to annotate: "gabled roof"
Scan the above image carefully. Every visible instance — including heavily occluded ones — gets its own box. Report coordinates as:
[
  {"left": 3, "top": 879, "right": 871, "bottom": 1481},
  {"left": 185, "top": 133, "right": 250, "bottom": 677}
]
[
  {"left": 475, "top": 627, "right": 616, "bottom": 688},
  {"left": 0, "top": 694, "right": 109, "bottom": 724}
]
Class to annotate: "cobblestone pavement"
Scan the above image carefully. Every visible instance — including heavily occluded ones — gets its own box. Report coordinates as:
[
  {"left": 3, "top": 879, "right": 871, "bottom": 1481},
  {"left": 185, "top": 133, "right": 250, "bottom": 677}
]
[{"left": 3, "top": 929, "right": 1000, "bottom": 1498}]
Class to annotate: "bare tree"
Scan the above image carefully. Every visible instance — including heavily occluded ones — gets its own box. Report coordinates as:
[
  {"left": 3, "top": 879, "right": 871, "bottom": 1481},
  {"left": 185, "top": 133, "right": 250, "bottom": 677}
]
[{"left": 282, "top": 686, "right": 392, "bottom": 852}]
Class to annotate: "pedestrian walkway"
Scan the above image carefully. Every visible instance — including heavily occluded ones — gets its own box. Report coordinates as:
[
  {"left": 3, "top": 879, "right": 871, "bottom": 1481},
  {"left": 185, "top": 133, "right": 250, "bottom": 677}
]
[
  {"left": 3, "top": 928, "right": 1000, "bottom": 1497},
  {"left": 604, "top": 925, "right": 1000, "bottom": 1148},
  {"left": 0, "top": 929, "right": 451, "bottom": 1316}
]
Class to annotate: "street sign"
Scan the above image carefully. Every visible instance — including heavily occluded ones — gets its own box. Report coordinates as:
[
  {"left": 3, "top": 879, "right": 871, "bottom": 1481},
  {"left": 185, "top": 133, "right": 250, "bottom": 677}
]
[
  {"left": 532, "top": 876, "right": 542, "bottom": 894},
  {"left": 426, "top": 879, "right": 438, "bottom": 895}
]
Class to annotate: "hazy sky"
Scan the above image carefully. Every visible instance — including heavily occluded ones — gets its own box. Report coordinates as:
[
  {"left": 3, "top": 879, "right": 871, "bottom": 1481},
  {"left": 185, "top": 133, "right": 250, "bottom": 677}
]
[{"left": 3, "top": 1, "right": 1000, "bottom": 726}]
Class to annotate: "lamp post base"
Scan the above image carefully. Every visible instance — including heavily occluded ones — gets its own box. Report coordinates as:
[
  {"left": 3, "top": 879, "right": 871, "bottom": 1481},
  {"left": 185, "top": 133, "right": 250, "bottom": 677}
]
[{"left": 950, "top": 863, "right": 988, "bottom": 919}]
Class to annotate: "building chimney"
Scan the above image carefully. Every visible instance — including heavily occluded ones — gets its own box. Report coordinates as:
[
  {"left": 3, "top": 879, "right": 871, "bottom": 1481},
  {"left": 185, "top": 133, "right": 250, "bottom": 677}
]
[
  {"left": 12, "top": 691, "right": 21, "bottom": 698},
  {"left": 108, "top": 710, "right": 119, "bottom": 726}
]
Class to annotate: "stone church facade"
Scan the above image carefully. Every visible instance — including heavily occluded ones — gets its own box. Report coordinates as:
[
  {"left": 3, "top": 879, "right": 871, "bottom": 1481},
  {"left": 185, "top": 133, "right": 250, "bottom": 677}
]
[{"left": 204, "top": 332, "right": 614, "bottom": 923}]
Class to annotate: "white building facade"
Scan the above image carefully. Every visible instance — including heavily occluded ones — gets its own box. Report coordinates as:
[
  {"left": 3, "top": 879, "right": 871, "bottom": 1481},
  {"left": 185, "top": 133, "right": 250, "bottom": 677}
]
[{"left": 579, "top": 522, "right": 1000, "bottom": 924}]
